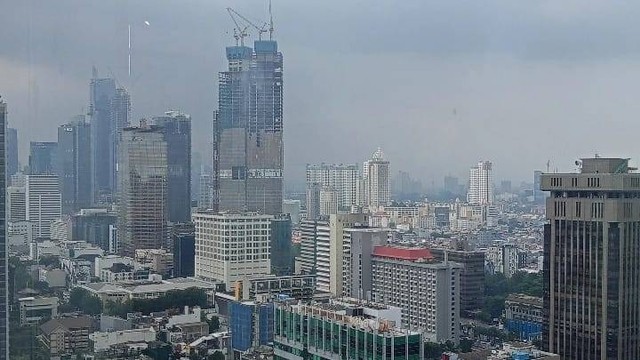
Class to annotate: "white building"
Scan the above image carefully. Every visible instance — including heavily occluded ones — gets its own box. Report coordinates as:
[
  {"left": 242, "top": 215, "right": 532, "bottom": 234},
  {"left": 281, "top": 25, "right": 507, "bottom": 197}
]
[
  {"left": 50, "top": 218, "right": 71, "bottom": 242},
  {"left": 306, "top": 164, "right": 359, "bottom": 209},
  {"left": 487, "top": 244, "right": 519, "bottom": 278},
  {"left": 89, "top": 328, "right": 156, "bottom": 352},
  {"left": 467, "top": 161, "right": 494, "bottom": 205},
  {"left": 26, "top": 175, "right": 62, "bottom": 238},
  {"left": 364, "top": 148, "right": 390, "bottom": 210},
  {"left": 18, "top": 296, "right": 59, "bottom": 325},
  {"left": 194, "top": 212, "right": 272, "bottom": 289},
  {"left": 319, "top": 186, "right": 338, "bottom": 216}
]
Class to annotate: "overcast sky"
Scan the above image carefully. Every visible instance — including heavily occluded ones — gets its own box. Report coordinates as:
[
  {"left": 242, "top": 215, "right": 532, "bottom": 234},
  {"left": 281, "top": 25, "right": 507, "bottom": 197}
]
[{"left": 3, "top": 0, "right": 640, "bottom": 188}]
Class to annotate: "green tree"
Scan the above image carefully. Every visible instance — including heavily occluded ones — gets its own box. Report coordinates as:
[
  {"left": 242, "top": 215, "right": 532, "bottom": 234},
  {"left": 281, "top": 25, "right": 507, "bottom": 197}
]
[
  {"left": 65, "top": 287, "right": 102, "bottom": 315},
  {"left": 209, "top": 351, "right": 225, "bottom": 360}
]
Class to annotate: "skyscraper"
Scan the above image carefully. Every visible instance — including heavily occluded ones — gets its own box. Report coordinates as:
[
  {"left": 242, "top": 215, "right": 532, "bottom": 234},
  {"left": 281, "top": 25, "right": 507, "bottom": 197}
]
[
  {"left": 153, "top": 111, "right": 191, "bottom": 223},
  {"left": 0, "top": 99, "right": 8, "bottom": 358},
  {"left": 467, "top": 161, "right": 493, "bottom": 205},
  {"left": 213, "top": 39, "right": 284, "bottom": 215},
  {"left": 305, "top": 182, "right": 321, "bottom": 220},
  {"left": 90, "top": 73, "right": 130, "bottom": 202},
  {"left": 28, "top": 141, "right": 57, "bottom": 175},
  {"left": 57, "top": 117, "right": 92, "bottom": 214},
  {"left": 6, "top": 127, "right": 17, "bottom": 183},
  {"left": 541, "top": 157, "right": 640, "bottom": 359},
  {"left": 172, "top": 223, "right": 195, "bottom": 278},
  {"left": 25, "top": 174, "right": 61, "bottom": 239},
  {"left": 533, "top": 170, "right": 545, "bottom": 204},
  {"left": 117, "top": 120, "right": 168, "bottom": 257},
  {"left": 306, "top": 164, "right": 359, "bottom": 210},
  {"left": 364, "top": 148, "right": 390, "bottom": 209}
]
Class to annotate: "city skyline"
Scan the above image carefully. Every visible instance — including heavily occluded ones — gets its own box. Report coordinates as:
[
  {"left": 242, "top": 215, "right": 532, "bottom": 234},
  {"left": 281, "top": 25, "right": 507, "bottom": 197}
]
[{"left": 5, "top": 1, "right": 640, "bottom": 184}]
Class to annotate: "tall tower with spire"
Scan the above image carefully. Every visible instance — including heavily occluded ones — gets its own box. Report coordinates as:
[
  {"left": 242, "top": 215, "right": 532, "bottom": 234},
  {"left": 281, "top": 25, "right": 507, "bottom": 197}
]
[{"left": 364, "top": 148, "right": 390, "bottom": 209}]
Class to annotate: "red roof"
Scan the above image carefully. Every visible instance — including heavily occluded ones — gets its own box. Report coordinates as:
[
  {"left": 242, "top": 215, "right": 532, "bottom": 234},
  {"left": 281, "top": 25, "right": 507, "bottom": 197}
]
[{"left": 372, "top": 245, "right": 434, "bottom": 261}]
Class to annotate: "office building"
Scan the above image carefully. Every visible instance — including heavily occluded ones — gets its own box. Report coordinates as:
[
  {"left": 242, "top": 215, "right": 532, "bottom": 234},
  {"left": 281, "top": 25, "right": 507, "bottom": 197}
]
[
  {"left": 57, "top": 118, "right": 92, "bottom": 214},
  {"left": 25, "top": 175, "right": 61, "bottom": 238},
  {"left": 342, "top": 228, "right": 387, "bottom": 299},
  {"left": 0, "top": 99, "right": 7, "bottom": 359},
  {"left": 29, "top": 141, "right": 57, "bottom": 175},
  {"left": 213, "top": 39, "right": 284, "bottom": 215},
  {"left": 270, "top": 214, "right": 293, "bottom": 276},
  {"left": 90, "top": 73, "right": 130, "bottom": 202},
  {"left": 305, "top": 182, "right": 321, "bottom": 220},
  {"left": 282, "top": 199, "right": 301, "bottom": 225},
  {"left": 306, "top": 163, "right": 359, "bottom": 209},
  {"left": 467, "top": 161, "right": 493, "bottom": 205},
  {"left": 117, "top": 120, "right": 168, "bottom": 257},
  {"left": 274, "top": 300, "right": 423, "bottom": 360},
  {"left": 505, "top": 294, "right": 543, "bottom": 342},
  {"left": 540, "top": 157, "right": 640, "bottom": 359},
  {"left": 371, "top": 245, "right": 461, "bottom": 343},
  {"left": 230, "top": 301, "right": 274, "bottom": 353},
  {"left": 364, "top": 148, "right": 390, "bottom": 209},
  {"left": 154, "top": 111, "right": 191, "bottom": 223},
  {"left": 172, "top": 223, "right": 195, "bottom": 278},
  {"left": 194, "top": 212, "right": 272, "bottom": 289},
  {"left": 7, "top": 186, "right": 26, "bottom": 223},
  {"left": 6, "top": 127, "right": 18, "bottom": 183},
  {"left": 431, "top": 248, "right": 485, "bottom": 312},
  {"left": 71, "top": 209, "right": 116, "bottom": 252},
  {"left": 239, "top": 274, "right": 316, "bottom": 302},
  {"left": 319, "top": 186, "right": 338, "bottom": 216}
]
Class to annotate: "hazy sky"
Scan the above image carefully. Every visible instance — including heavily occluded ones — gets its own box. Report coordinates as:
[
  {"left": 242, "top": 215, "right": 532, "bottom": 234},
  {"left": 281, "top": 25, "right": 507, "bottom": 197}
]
[{"left": 3, "top": 0, "right": 640, "bottom": 188}]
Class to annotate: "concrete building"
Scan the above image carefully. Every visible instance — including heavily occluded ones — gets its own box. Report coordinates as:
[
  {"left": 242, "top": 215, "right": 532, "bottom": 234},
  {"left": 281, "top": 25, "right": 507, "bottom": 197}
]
[
  {"left": 282, "top": 199, "right": 301, "bottom": 225},
  {"left": 505, "top": 294, "right": 543, "bottom": 342},
  {"left": 0, "top": 102, "right": 7, "bottom": 359},
  {"left": 467, "top": 160, "right": 493, "bottom": 205},
  {"left": 71, "top": 208, "right": 117, "bottom": 252},
  {"left": 540, "top": 157, "right": 640, "bottom": 359},
  {"left": 154, "top": 111, "right": 192, "bottom": 223},
  {"left": 29, "top": 141, "right": 58, "bottom": 175},
  {"left": 194, "top": 212, "right": 272, "bottom": 289},
  {"left": 274, "top": 300, "right": 423, "bottom": 360},
  {"left": 305, "top": 182, "right": 321, "bottom": 221},
  {"left": 6, "top": 126, "right": 18, "bottom": 183},
  {"left": 364, "top": 148, "right": 390, "bottom": 209},
  {"left": 533, "top": 170, "right": 545, "bottom": 204},
  {"left": 270, "top": 214, "right": 293, "bottom": 276},
  {"left": 239, "top": 274, "right": 316, "bottom": 301},
  {"left": 371, "top": 245, "right": 461, "bottom": 343},
  {"left": 40, "top": 315, "right": 94, "bottom": 358},
  {"left": 319, "top": 186, "right": 338, "bottom": 216},
  {"left": 230, "top": 301, "right": 274, "bottom": 353},
  {"left": 89, "top": 328, "right": 156, "bottom": 353},
  {"left": 342, "top": 228, "right": 387, "bottom": 300},
  {"left": 487, "top": 244, "right": 519, "bottom": 278},
  {"left": 18, "top": 296, "right": 59, "bottom": 326},
  {"left": 117, "top": 120, "right": 168, "bottom": 256},
  {"left": 172, "top": 223, "right": 195, "bottom": 278},
  {"left": 57, "top": 118, "right": 92, "bottom": 214},
  {"left": 7, "top": 186, "right": 26, "bottom": 222},
  {"left": 431, "top": 248, "right": 485, "bottom": 312},
  {"left": 306, "top": 163, "right": 359, "bottom": 210},
  {"left": 296, "top": 219, "right": 323, "bottom": 275},
  {"left": 214, "top": 40, "right": 284, "bottom": 215},
  {"left": 25, "top": 174, "right": 62, "bottom": 238},
  {"left": 135, "top": 249, "right": 173, "bottom": 277},
  {"left": 81, "top": 278, "right": 223, "bottom": 303}
]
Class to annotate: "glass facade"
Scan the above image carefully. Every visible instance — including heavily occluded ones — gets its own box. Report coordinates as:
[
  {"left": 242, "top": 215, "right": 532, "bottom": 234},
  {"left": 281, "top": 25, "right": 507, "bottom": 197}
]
[{"left": 0, "top": 100, "right": 8, "bottom": 358}]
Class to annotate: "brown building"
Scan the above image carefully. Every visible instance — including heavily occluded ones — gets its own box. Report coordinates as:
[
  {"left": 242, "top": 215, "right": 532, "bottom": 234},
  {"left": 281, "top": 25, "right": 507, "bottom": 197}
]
[
  {"left": 431, "top": 248, "right": 485, "bottom": 313},
  {"left": 40, "top": 315, "right": 94, "bottom": 358}
]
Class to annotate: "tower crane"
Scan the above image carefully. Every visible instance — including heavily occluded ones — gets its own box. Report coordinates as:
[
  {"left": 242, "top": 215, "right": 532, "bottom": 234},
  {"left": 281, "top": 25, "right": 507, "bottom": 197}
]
[
  {"left": 227, "top": 7, "right": 269, "bottom": 41},
  {"left": 227, "top": 8, "right": 250, "bottom": 46}
]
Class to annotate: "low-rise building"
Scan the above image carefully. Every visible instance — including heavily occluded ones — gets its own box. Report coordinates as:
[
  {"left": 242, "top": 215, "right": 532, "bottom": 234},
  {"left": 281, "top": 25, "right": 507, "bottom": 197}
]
[
  {"left": 19, "top": 296, "right": 59, "bottom": 325},
  {"left": 505, "top": 293, "right": 543, "bottom": 341},
  {"left": 89, "top": 327, "right": 156, "bottom": 352},
  {"left": 40, "top": 315, "right": 94, "bottom": 358},
  {"left": 239, "top": 274, "right": 316, "bottom": 301},
  {"left": 80, "top": 277, "right": 224, "bottom": 303},
  {"left": 135, "top": 248, "right": 173, "bottom": 277}
]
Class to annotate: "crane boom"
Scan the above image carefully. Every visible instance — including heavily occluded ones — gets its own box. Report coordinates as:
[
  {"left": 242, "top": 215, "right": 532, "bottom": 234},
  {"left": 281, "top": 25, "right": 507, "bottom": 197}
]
[
  {"left": 226, "top": 8, "right": 250, "bottom": 46},
  {"left": 227, "top": 7, "right": 268, "bottom": 41}
]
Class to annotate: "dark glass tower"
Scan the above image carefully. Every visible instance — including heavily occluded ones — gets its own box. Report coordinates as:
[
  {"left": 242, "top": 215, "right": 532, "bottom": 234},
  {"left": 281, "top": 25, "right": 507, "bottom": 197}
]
[
  {"left": 0, "top": 99, "right": 8, "bottom": 358},
  {"left": 57, "top": 117, "right": 92, "bottom": 214},
  {"left": 6, "top": 127, "right": 17, "bottom": 183},
  {"left": 541, "top": 158, "right": 640, "bottom": 359},
  {"left": 270, "top": 214, "right": 292, "bottom": 276},
  {"left": 28, "top": 141, "right": 57, "bottom": 175},
  {"left": 172, "top": 223, "right": 195, "bottom": 278},
  {"left": 214, "top": 40, "right": 283, "bottom": 215},
  {"left": 154, "top": 111, "right": 191, "bottom": 223}
]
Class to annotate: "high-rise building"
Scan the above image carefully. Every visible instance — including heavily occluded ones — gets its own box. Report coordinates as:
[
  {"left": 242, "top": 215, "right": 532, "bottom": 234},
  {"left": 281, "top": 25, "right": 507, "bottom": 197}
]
[
  {"left": 71, "top": 209, "right": 117, "bottom": 252},
  {"left": 172, "top": 223, "right": 195, "bottom": 278},
  {"left": 371, "top": 245, "right": 461, "bottom": 343},
  {"left": 431, "top": 249, "right": 485, "bottom": 313},
  {"left": 341, "top": 228, "right": 387, "bottom": 299},
  {"left": 318, "top": 186, "right": 338, "bottom": 216},
  {"left": 29, "top": 141, "right": 57, "bottom": 175},
  {"left": 296, "top": 219, "right": 321, "bottom": 275},
  {"left": 213, "top": 39, "right": 284, "bottom": 215},
  {"left": 153, "top": 111, "right": 191, "bottom": 223},
  {"left": 194, "top": 212, "right": 272, "bottom": 289},
  {"left": 306, "top": 164, "right": 359, "bottom": 209},
  {"left": 282, "top": 199, "right": 301, "bottom": 225},
  {"left": 533, "top": 170, "right": 544, "bottom": 204},
  {"left": 25, "top": 175, "right": 61, "bottom": 238},
  {"left": 0, "top": 99, "right": 8, "bottom": 358},
  {"left": 540, "top": 157, "right": 640, "bottom": 359},
  {"left": 90, "top": 73, "right": 130, "bottom": 202},
  {"left": 364, "top": 148, "right": 390, "bottom": 209},
  {"left": 305, "top": 182, "right": 321, "bottom": 221},
  {"left": 467, "top": 161, "right": 493, "bottom": 205},
  {"left": 7, "top": 186, "right": 26, "bottom": 223},
  {"left": 270, "top": 214, "right": 292, "bottom": 276},
  {"left": 487, "top": 243, "right": 519, "bottom": 278},
  {"left": 6, "top": 127, "right": 18, "bottom": 183},
  {"left": 117, "top": 120, "right": 168, "bottom": 257},
  {"left": 57, "top": 118, "right": 92, "bottom": 214}
]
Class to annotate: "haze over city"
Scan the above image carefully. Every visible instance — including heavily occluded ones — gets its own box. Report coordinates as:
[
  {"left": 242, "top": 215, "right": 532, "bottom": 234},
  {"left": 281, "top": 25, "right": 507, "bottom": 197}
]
[{"left": 4, "top": 0, "right": 640, "bottom": 185}]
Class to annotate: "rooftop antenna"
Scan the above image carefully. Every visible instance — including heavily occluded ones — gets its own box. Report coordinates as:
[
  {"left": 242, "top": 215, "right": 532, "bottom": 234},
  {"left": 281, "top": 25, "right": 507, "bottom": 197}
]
[{"left": 269, "top": 0, "right": 274, "bottom": 40}]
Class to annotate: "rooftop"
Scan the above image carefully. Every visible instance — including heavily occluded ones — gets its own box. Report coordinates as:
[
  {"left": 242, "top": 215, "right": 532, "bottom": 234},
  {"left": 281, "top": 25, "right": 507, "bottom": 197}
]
[{"left": 372, "top": 245, "right": 434, "bottom": 261}]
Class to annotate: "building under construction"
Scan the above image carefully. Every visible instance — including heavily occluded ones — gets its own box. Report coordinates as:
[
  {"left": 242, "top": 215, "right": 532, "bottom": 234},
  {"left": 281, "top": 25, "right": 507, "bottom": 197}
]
[{"left": 213, "top": 11, "right": 284, "bottom": 215}]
